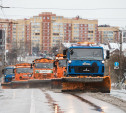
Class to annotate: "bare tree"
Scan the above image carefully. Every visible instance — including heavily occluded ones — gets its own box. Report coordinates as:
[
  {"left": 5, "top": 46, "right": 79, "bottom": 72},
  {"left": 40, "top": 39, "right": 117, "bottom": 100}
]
[{"left": 106, "top": 51, "right": 126, "bottom": 83}]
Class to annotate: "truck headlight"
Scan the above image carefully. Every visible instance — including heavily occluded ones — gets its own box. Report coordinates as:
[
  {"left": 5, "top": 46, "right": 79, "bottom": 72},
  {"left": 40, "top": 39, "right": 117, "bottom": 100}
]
[
  {"left": 102, "top": 61, "right": 105, "bottom": 64},
  {"left": 28, "top": 74, "right": 32, "bottom": 77},
  {"left": 68, "top": 60, "right": 72, "bottom": 63}
]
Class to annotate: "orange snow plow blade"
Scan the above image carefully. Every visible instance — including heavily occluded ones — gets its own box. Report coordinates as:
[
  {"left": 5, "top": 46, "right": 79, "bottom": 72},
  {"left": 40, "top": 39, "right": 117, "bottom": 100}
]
[
  {"left": 11, "top": 81, "right": 29, "bottom": 88},
  {"left": 1, "top": 82, "right": 12, "bottom": 89},
  {"left": 1, "top": 79, "right": 52, "bottom": 89},
  {"left": 28, "top": 79, "right": 52, "bottom": 88},
  {"left": 62, "top": 76, "right": 111, "bottom": 93}
]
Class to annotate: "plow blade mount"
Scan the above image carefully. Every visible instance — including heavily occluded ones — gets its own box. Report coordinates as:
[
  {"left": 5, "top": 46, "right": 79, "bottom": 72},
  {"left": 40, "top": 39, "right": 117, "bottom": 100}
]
[{"left": 62, "top": 76, "right": 111, "bottom": 93}]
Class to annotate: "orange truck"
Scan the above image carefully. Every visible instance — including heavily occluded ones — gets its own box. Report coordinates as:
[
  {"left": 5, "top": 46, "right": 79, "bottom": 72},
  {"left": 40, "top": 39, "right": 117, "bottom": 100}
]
[
  {"left": 32, "top": 58, "right": 55, "bottom": 79},
  {"left": 14, "top": 63, "right": 33, "bottom": 81},
  {"left": 54, "top": 54, "right": 67, "bottom": 78}
]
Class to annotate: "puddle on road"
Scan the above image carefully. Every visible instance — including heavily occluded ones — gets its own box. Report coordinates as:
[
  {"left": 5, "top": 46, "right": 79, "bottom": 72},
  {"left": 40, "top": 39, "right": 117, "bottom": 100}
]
[{"left": 71, "top": 93, "right": 104, "bottom": 113}]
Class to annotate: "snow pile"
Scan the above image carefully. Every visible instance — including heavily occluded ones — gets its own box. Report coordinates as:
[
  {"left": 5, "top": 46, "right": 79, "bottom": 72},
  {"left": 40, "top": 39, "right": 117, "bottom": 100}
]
[{"left": 110, "top": 89, "right": 126, "bottom": 101}]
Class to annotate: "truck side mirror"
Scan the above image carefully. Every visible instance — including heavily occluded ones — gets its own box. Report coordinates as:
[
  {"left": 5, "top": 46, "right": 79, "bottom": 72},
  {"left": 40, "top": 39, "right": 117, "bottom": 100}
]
[
  {"left": 106, "top": 50, "right": 110, "bottom": 59},
  {"left": 63, "top": 50, "right": 66, "bottom": 56},
  {"left": 63, "top": 56, "right": 67, "bottom": 58},
  {"left": 53, "top": 61, "right": 56, "bottom": 67},
  {"left": 31, "top": 64, "right": 33, "bottom": 69},
  {"left": 63, "top": 49, "right": 67, "bottom": 58},
  {"left": 2, "top": 69, "right": 4, "bottom": 74},
  {"left": 13, "top": 69, "right": 15, "bottom": 73},
  {"left": 33, "top": 63, "right": 35, "bottom": 66},
  {"left": 70, "top": 49, "right": 74, "bottom": 55}
]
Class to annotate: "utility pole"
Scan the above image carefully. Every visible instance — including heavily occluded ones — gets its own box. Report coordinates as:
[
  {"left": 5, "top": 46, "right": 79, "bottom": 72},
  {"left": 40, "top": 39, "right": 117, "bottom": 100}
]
[{"left": 118, "top": 30, "right": 122, "bottom": 88}]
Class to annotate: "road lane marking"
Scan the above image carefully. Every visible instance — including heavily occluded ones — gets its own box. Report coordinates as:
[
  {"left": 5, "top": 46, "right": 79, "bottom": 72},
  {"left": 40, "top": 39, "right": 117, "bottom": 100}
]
[{"left": 30, "top": 89, "right": 35, "bottom": 113}]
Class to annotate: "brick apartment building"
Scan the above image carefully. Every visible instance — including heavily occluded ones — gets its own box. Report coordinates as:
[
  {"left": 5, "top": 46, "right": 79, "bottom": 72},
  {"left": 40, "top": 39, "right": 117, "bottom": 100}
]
[
  {"left": 98, "top": 25, "right": 119, "bottom": 44},
  {"left": 0, "top": 12, "right": 120, "bottom": 55}
]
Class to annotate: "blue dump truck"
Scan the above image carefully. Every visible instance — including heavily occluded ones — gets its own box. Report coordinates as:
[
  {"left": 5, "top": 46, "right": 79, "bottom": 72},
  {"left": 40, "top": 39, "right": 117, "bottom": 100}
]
[
  {"left": 3, "top": 66, "right": 15, "bottom": 82},
  {"left": 1, "top": 66, "right": 15, "bottom": 88},
  {"left": 62, "top": 42, "right": 111, "bottom": 93}
]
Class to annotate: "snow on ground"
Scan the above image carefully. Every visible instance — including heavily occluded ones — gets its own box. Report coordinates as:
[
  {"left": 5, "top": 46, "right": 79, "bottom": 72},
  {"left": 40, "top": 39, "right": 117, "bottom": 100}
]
[
  {"left": 110, "top": 89, "right": 126, "bottom": 101},
  {"left": 87, "top": 90, "right": 126, "bottom": 112}
]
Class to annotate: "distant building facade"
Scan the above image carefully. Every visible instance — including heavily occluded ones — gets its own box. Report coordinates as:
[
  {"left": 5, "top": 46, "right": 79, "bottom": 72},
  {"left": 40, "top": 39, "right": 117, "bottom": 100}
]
[
  {"left": 0, "top": 29, "right": 5, "bottom": 64},
  {"left": 0, "top": 13, "right": 121, "bottom": 55},
  {"left": 98, "top": 25, "right": 119, "bottom": 44}
]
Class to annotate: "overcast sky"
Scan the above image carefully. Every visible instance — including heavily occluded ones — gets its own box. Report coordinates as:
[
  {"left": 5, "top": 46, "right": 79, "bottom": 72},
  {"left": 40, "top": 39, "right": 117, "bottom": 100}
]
[{"left": 0, "top": 0, "right": 126, "bottom": 28}]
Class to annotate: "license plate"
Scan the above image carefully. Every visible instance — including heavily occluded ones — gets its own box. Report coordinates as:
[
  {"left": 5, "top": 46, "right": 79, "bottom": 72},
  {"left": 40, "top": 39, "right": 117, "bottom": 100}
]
[{"left": 23, "top": 75, "right": 27, "bottom": 77}]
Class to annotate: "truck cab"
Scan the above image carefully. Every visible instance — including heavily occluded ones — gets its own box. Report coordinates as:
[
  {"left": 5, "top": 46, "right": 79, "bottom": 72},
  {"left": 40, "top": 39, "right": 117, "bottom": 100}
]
[
  {"left": 3, "top": 66, "right": 15, "bottom": 82},
  {"left": 63, "top": 43, "right": 109, "bottom": 77},
  {"left": 61, "top": 42, "right": 110, "bottom": 92},
  {"left": 33, "top": 58, "right": 55, "bottom": 79},
  {"left": 14, "top": 63, "right": 33, "bottom": 81},
  {"left": 54, "top": 54, "right": 67, "bottom": 78}
]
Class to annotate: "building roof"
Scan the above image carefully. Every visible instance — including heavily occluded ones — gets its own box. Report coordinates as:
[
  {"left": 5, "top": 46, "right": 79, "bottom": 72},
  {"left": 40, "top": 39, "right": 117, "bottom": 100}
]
[{"left": 62, "top": 42, "right": 126, "bottom": 51}]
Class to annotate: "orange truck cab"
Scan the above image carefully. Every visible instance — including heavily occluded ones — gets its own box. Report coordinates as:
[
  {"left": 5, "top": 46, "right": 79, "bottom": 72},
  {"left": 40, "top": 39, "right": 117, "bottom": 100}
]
[
  {"left": 33, "top": 58, "right": 55, "bottom": 79},
  {"left": 14, "top": 63, "right": 33, "bottom": 81},
  {"left": 54, "top": 54, "right": 67, "bottom": 78}
]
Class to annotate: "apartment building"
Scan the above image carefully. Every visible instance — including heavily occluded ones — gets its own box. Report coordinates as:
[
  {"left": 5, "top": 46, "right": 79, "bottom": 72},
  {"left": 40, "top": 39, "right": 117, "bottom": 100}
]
[
  {"left": 0, "top": 12, "right": 121, "bottom": 55},
  {"left": 0, "top": 19, "right": 13, "bottom": 51},
  {"left": 98, "top": 25, "right": 119, "bottom": 44},
  {"left": 26, "top": 12, "right": 99, "bottom": 54},
  {"left": 51, "top": 15, "right": 99, "bottom": 47},
  {"left": 0, "top": 30, "right": 5, "bottom": 60}
]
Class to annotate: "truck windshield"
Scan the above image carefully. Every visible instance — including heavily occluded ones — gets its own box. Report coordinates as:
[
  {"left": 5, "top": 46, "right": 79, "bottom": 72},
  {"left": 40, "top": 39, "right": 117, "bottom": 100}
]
[
  {"left": 16, "top": 68, "right": 33, "bottom": 73},
  {"left": 35, "top": 63, "right": 53, "bottom": 69},
  {"left": 59, "top": 60, "right": 67, "bottom": 67},
  {"left": 70, "top": 48, "right": 103, "bottom": 60},
  {"left": 5, "top": 69, "right": 14, "bottom": 75}
]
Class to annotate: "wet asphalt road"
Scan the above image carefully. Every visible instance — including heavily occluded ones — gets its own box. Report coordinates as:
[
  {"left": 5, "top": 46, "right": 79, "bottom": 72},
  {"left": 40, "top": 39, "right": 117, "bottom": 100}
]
[{"left": 0, "top": 88, "right": 125, "bottom": 113}]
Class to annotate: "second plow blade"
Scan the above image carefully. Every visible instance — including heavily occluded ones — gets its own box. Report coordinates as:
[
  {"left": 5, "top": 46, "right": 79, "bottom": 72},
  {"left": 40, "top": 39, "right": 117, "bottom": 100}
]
[
  {"left": 1, "top": 82, "right": 12, "bottom": 89},
  {"left": 11, "top": 81, "right": 29, "bottom": 88},
  {"left": 28, "top": 79, "right": 51, "bottom": 88}
]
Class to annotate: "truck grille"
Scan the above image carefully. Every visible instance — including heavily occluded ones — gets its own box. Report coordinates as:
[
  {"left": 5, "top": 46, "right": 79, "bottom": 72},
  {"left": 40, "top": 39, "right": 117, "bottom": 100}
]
[{"left": 74, "top": 66, "right": 99, "bottom": 73}]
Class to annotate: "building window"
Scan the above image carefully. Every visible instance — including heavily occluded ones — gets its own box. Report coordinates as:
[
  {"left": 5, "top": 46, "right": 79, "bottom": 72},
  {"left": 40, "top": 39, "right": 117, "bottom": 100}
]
[
  {"left": 88, "top": 31, "right": 93, "bottom": 33},
  {"left": 35, "top": 33, "right": 40, "bottom": 35},
  {"left": 47, "top": 17, "right": 50, "bottom": 20},
  {"left": 52, "top": 17, "right": 55, "bottom": 20},
  {"left": 53, "top": 33, "right": 59, "bottom": 35},
  {"left": 123, "top": 32, "right": 126, "bottom": 37}
]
